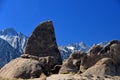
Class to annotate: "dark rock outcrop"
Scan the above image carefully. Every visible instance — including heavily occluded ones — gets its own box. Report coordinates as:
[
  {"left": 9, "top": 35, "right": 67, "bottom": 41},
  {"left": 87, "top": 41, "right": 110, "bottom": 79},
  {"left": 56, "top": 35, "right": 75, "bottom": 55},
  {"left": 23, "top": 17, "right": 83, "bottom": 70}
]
[
  {"left": 59, "top": 52, "right": 87, "bottom": 74},
  {"left": 0, "top": 20, "right": 62, "bottom": 79},
  {"left": 24, "top": 20, "right": 62, "bottom": 65},
  {"left": 51, "top": 65, "right": 61, "bottom": 74},
  {"left": 88, "top": 45, "right": 103, "bottom": 56}
]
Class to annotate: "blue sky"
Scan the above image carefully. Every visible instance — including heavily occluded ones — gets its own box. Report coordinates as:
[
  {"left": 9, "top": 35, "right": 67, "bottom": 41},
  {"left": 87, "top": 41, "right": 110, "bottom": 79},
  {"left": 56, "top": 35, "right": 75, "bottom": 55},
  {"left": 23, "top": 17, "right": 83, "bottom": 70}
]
[{"left": 0, "top": 0, "right": 120, "bottom": 45}]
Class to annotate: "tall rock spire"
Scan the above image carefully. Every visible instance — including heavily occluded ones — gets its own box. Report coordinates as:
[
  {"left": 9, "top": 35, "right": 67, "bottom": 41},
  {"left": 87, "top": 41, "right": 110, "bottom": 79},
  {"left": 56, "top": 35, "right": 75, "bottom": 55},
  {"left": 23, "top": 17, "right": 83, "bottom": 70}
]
[{"left": 25, "top": 20, "right": 62, "bottom": 64}]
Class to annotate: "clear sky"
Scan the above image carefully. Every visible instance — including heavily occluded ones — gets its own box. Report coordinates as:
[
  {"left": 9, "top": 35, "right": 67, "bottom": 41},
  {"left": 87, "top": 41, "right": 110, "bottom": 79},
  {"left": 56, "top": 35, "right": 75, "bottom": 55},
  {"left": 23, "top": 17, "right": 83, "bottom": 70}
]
[{"left": 0, "top": 0, "right": 120, "bottom": 45}]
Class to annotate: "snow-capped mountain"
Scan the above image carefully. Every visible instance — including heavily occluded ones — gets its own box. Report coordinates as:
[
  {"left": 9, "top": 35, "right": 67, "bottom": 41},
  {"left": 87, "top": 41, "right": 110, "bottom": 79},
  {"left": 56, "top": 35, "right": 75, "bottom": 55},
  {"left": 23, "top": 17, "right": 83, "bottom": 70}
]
[
  {"left": 97, "top": 41, "right": 109, "bottom": 47},
  {"left": 0, "top": 28, "right": 28, "bottom": 54},
  {"left": 0, "top": 38, "right": 21, "bottom": 67},
  {"left": 58, "top": 42, "right": 90, "bottom": 60}
]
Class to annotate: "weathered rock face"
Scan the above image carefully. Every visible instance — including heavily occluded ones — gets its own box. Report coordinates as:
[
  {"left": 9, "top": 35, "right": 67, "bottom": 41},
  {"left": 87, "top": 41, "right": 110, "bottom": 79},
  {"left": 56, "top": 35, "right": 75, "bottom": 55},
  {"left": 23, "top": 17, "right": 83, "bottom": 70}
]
[
  {"left": 59, "top": 51, "right": 104, "bottom": 74},
  {"left": 80, "top": 40, "right": 120, "bottom": 77},
  {"left": 107, "top": 40, "right": 120, "bottom": 61},
  {"left": 0, "top": 20, "right": 62, "bottom": 79},
  {"left": 83, "top": 58, "right": 116, "bottom": 77},
  {"left": 0, "top": 58, "right": 43, "bottom": 79},
  {"left": 98, "top": 40, "right": 120, "bottom": 55},
  {"left": 88, "top": 45, "right": 103, "bottom": 56},
  {"left": 24, "top": 20, "right": 62, "bottom": 65},
  {"left": 59, "top": 52, "right": 87, "bottom": 74}
]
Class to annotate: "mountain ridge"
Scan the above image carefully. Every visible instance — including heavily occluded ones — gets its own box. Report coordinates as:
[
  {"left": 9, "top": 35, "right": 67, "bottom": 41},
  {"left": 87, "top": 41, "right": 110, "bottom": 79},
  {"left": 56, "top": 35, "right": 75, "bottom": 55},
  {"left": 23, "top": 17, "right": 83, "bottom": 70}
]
[
  {"left": 0, "top": 38, "right": 20, "bottom": 67},
  {"left": 0, "top": 28, "right": 28, "bottom": 54}
]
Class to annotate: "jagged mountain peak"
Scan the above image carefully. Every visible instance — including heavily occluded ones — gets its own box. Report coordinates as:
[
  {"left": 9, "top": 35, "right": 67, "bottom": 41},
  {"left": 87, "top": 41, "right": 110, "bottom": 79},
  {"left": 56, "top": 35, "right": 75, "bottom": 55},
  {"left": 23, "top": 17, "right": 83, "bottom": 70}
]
[
  {"left": 79, "top": 42, "right": 87, "bottom": 46},
  {"left": 97, "top": 41, "right": 109, "bottom": 47},
  {"left": 0, "top": 28, "right": 28, "bottom": 54},
  {"left": 59, "top": 42, "right": 90, "bottom": 60},
  {"left": 0, "top": 28, "right": 18, "bottom": 36}
]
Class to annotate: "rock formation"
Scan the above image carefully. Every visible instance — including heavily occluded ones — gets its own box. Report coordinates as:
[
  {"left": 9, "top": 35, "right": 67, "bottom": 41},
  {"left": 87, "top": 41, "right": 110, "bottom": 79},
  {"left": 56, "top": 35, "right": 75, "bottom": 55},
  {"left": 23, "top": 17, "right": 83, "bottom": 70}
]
[
  {"left": 24, "top": 20, "right": 62, "bottom": 65},
  {"left": 0, "top": 58, "right": 43, "bottom": 79},
  {"left": 0, "top": 20, "right": 62, "bottom": 79},
  {"left": 82, "top": 58, "right": 116, "bottom": 77},
  {"left": 59, "top": 40, "right": 120, "bottom": 77},
  {"left": 88, "top": 45, "right": 103, "bottom": 56},
  {"left": 59, "top": 52, "right": 87, "bottom": 74}
]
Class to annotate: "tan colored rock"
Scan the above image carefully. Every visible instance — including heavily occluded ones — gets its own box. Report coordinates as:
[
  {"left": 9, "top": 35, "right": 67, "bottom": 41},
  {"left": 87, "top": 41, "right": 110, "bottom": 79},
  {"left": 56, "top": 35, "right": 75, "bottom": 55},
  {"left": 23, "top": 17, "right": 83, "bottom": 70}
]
[
  {"left": 83, "top": 58, "right": 116, "bottom": 77},
  {"left": 0, "top": 56, "right": 57, "bottom": 79},
  {"left": 79, "top": 40, "right": 120, "bottom": 74},
  {"left": 0, "top": 58, "right": 43, "bottom": 79},
  {"left": 46, "top": 74, "right": 120, "bottom": 80},
  {"left": 59, "top": 52, "right": 87, "bottom": 74}
]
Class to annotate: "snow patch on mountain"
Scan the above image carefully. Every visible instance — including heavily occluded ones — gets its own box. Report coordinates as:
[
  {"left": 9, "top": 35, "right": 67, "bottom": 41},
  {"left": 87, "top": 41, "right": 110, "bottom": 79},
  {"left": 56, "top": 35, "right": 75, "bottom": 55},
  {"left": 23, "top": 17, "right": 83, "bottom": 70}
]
[
  {"left": 97, "top": 41, "right": 109, "bottom": 47},
  {"left": 58, "top": 42, "right": 90, "bottom": 60},
  {"left": 67, "top": 46, "right": 75, "bottom": 50},
  {"left": 0, "top": 28, "right": 28, "bottom": 54}
]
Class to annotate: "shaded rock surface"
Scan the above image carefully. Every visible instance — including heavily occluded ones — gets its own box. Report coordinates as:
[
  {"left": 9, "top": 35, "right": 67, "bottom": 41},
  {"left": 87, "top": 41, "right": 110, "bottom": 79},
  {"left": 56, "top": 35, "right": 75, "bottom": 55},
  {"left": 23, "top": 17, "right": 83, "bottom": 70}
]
[
  {"left": 88, "top": 45, "right": 103, "bottom": 56},
  {"left": 59, "top": 52, "right": 87, "bottom": 74},
  {"left": 24, "top": 20, "right": 62, "bottom": 65},
  {"left": 83, "top": 58, "right": 116, "bottom": 77}
]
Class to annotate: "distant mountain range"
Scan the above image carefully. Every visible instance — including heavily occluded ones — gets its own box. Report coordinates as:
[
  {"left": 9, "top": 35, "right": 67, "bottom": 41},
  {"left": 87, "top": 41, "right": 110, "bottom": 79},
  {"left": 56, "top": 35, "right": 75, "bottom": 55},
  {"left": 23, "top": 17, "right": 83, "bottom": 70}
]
[
  {"left": 0, "top": 28, "right": 28, "bottom": 54},
  {"left": 59, "top": 42, "right": 90, "bottom": 60},
  {"left": 0, "top": 28, "right": 108, "bottom": 67}
]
